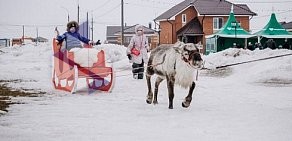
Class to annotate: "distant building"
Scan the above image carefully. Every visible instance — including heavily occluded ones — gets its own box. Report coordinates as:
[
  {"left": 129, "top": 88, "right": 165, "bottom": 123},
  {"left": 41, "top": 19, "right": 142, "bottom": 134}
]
[
  {"left": 0, "top": 38, "right": 10, "bottom": 47},
  {"left": 106, "top": 26, "right": 128, "bottom": 45},
  {"left": 106, "top": 24, "right": 159, "bottom": 49},
  {"left": 11, "top": 38, "right": 22, "bottom": 46},
  {"left": 11, "top": 36, "right": 45, "bottom": 46},
  {"left": 33, "top": 37, "right": 48, "bottom": 43},
  {"left": 281, "top": 21, "right": 292, "bottom": 33}
]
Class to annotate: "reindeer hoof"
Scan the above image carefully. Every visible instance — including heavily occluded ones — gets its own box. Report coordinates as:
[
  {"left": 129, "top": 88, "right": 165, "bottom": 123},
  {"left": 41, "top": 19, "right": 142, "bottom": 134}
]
[
  {"left": 146, "top": 99, "right": 152, "bottom": 104},
  {"left": 146, "top": 94, "right": 153, "bottom": 104},
  {"left": 153, "top": 101, "right": 158, "bottom": 105},
  {"left": 182, "top": 102, "right": 190, "bottom": 108},
  {"left": 168, "top": 105, "right": 173, "bottom": 109}
]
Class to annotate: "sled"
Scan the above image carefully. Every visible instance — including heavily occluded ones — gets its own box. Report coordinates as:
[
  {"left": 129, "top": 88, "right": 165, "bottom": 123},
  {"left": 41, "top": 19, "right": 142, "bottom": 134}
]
[{"left": 52, "top": 38, "right": 114, "bottom": 93}]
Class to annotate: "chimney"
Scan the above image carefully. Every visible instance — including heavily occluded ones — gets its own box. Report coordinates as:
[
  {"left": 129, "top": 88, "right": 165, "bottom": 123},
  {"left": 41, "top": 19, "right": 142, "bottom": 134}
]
[{"left": 148, "top": 22, "right": 152, "bottom": 29}]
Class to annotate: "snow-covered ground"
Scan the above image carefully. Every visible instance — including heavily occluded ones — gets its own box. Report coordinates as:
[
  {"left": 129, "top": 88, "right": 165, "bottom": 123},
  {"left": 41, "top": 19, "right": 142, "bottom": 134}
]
[{"left": 0, "top": 43, "right": 292, "bottom": 141}]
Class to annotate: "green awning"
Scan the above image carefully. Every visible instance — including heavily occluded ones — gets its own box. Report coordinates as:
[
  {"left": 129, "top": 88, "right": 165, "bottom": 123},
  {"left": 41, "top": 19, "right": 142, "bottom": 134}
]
[
  {"left": 255, "top": 13, "right": 292, "bottom": 38},
  {"left": 206, "top": 10, "right": 253, "bottom": 39}
]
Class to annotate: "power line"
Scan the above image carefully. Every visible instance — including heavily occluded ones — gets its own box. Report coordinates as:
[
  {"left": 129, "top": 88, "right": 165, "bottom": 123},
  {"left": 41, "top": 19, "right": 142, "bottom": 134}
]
[
  {"left": 91, "top": 0, "right": 114, "bottom": 12},
  {"left": 253, "top": 9, "right": 292, "bottom": 12},
  {"left": 125, "top": 2, "right": 169, "bottom": 9},
  {"left": 0, "top": 23, "right": 64, "bottom": 27},
  {"left": 252, "top": 9, "right": 292, "bottom": 19},
  {"left": 94, "top": 3, "right": 121, "bottom": 18},
  {"left": 230, "top": 0, "right": 292, "bottom": 3},
  {"left": 134, "top": 0, "right": 292, "bottom": 4},
  {"left": 126, "top": 0, "right": 178, "bottom": 5},
  {"left": 92, "top": 21, "right": 119, "bottom": 25}
]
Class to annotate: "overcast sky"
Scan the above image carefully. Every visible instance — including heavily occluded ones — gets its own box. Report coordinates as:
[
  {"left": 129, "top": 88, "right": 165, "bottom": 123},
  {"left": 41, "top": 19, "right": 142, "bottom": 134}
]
[{"left": 0, "top": 0, "right": 292, "bottom": 41}]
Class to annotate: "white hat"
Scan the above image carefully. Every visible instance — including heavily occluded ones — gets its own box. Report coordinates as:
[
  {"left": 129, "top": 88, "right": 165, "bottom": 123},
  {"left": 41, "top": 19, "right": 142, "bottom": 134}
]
[{"left": 135, "top": 24, "right": 144, "bottom": 33}]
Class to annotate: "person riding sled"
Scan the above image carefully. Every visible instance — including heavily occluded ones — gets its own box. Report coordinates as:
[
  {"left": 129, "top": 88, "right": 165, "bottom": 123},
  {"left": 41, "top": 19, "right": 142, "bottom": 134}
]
[
  {"left": 126, "top": 24, "right": 149, "bottom": 79},
  {"left": 55, "top": 21, "right": 93, "bottom": 51},
  {"left": 55, "top": 21, "right": 96, "bottom": 68}
]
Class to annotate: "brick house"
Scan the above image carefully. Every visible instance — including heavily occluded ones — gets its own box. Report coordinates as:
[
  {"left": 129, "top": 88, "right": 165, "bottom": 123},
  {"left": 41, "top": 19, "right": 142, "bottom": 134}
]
[{"left": 154, "top": 0, "right": 256, "bottom": 53}]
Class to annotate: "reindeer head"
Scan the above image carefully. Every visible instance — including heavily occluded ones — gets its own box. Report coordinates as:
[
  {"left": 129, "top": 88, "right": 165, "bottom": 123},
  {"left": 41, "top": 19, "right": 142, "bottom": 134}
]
[{"left": 174, "top": 42, "right": 203, "bottom": 69}]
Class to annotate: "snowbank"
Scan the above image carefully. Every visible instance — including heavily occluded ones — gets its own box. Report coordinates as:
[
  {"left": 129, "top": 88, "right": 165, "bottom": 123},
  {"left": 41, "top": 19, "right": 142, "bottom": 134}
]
[
  {"left": 69, "top": 48, "right": 100, "bottom": 67},
  {"left": 93, "top": 44, "right": 127, "bottom": 63},
  {"left": 204, "top": 48, "right": 292, "bottom": 84}
]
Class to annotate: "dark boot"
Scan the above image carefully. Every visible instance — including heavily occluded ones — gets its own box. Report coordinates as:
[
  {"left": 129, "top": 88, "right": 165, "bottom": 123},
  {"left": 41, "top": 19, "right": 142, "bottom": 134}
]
[
  {"left": 132, "top": 63, "right": 140, "bottom": 79},
  {"left": 138, "top": 73, "right": 144, "bottom": 79},
  {"left": 138, "top": 62, "right": 144, "bottom": 79},
  {"left": 133, "top": 74, "right": 138, "bottom": 79}
]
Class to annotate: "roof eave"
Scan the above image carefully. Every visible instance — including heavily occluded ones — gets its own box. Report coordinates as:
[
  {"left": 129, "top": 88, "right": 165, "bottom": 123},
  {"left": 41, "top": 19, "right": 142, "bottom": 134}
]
[
  {"left": 155, "top": 4, "right": 194, "bottom": 22},
  {"left": 198, "top": 12, "right": 256, "bottom": 16},
  {"left": 155, "top": 19, "right": 175, "bottom": 22},
  {"left": 154, "top": 2, "right": 257, "bottom": 22}
]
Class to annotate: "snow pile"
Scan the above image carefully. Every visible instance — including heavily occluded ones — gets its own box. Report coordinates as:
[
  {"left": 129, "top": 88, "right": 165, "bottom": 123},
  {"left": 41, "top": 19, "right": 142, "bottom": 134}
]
[
  {"left": 69, "top": 48, "right": 100, "bottom": 67},
  {"left": 0, "top": 43, "right": 52, "bottom": 90},
  {"left": 69, "top": 44, "right": 128, "bottom": 68},
  {"left": 94, "top": 44, "right": 127, "bottom": 63},
  {"left": 204, "top": 48, "right": 292, "bottom": 84},
  {"left": 93, "top": 44, "right": 131, "bottom": 71}
]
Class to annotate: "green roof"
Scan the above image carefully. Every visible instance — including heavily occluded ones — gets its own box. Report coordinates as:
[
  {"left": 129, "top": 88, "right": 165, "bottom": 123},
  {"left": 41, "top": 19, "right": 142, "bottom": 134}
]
[
  {"left": 255, "top": 13, "right": 292, "bottom": 38},
  {"left": 206, "top": 10, "right": 253, "bottom": 38}
]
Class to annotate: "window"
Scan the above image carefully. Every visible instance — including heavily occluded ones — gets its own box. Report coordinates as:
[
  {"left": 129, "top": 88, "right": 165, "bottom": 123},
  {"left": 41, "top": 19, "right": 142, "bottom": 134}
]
[
  {"left": 213, "top": 17, "right": 224, "bottom": 30},
  {"left": 182, "top": 14, "right": 187, "bottom": 24},
  {"left": 237, "top": 22, "right": 241, "bottom": 27},
  {"left": 125, "top": 36, "right": 132, "bottom": 44},
  {"left": 206, "top": 38, "right": 217, "bottom": 55}
]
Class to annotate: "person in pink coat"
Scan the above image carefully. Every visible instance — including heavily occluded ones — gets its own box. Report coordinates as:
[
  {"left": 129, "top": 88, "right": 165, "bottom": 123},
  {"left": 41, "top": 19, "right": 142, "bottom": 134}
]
[{"left": 126, "top": 24, "right": 149, "bottom": 79}]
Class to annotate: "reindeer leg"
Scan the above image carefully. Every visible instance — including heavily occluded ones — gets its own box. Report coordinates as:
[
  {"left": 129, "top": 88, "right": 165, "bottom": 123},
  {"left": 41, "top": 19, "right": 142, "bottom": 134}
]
[
  {"left": 146, "top": 75, "right": 153, "bottom": 104},
  {"left": 146, "top": 57, "right": 155, "bottom": 104},
  {"left": 153, "top": 77, "right": 164, "bottom": 104},
  {"left": 166, "top": 75, "right": 175, "bottom": 109},
  {"left": 182, "top": 82, "right": 196, "bottom": 108}
]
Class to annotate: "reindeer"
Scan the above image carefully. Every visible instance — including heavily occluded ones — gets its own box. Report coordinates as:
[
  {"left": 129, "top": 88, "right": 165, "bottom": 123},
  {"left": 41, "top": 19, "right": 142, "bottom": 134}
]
[{"left": 146, "top": 41, "right": 203, "bottom": 109}]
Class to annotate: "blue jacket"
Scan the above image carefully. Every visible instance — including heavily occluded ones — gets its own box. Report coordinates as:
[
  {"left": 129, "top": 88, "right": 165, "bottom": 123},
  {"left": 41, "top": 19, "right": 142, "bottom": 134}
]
[{"left": 57, "top": 32, "right": 90, "bottom": 50}]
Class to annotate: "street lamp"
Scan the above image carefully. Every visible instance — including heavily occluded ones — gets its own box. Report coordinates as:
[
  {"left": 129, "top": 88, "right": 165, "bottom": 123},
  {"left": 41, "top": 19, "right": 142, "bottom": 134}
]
[{"left": 61, "top": 6, "right": 70, "bottom": 22}]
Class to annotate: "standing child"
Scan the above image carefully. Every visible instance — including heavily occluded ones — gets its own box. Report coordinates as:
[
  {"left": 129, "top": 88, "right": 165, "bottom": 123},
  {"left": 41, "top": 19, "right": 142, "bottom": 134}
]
[{"left": 126, "top": 24, "right": 149, "bottom": 79}]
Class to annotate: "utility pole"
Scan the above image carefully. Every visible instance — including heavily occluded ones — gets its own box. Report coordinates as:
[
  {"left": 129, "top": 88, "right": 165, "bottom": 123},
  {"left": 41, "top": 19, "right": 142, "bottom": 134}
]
[
  {"left": 77, "top": 3, "right": 80, "bottom": 23},
  {"left": 91, "top": 15, "right": 94, "bottom": 41},
  {"left": 22, "top": 25, "right": 24, "bottom": 45},
  {"left": 87, "top": 12, "right": 89, "bottom": 39},
  {"left": 121, "top": 0, "right": 124, "bottom": 45},
  {"left": 36, "top": 27, "right": 38, "bottom": 46}
]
